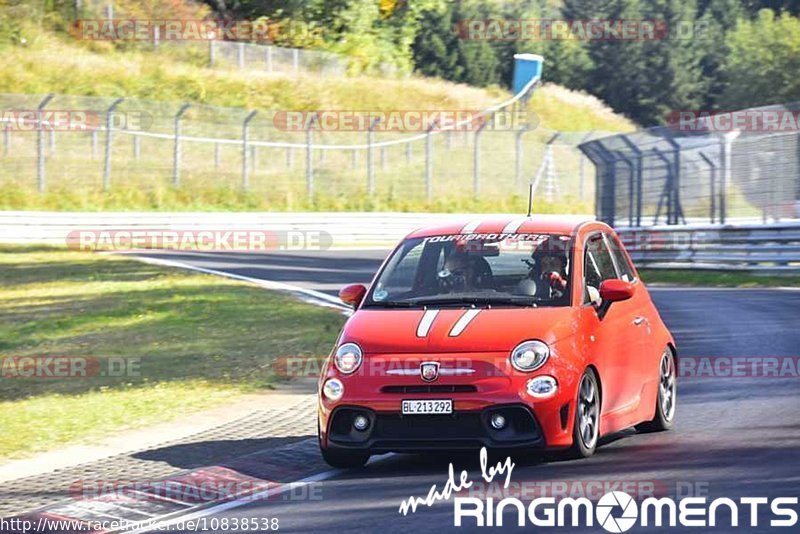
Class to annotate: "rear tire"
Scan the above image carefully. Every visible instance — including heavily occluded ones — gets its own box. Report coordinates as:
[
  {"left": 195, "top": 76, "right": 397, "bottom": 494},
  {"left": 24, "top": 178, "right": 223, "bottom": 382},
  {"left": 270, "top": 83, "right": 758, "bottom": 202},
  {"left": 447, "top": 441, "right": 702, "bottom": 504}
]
[
  {"left": 320, "top": 446, "right": 370, "bottom": 468},
  {"left": 636, "top": 348, "right": 677, "bottom": 433},
  {"left": 566, "top": 368, "right": 600, "bottom": 459}
]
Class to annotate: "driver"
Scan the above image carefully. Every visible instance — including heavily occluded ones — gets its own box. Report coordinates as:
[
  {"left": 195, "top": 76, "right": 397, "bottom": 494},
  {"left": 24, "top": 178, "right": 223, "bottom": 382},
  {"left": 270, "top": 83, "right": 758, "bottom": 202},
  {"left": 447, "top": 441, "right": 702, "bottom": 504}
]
[{"left": 438, "top": 246, "right": 492, "bottom": 291}]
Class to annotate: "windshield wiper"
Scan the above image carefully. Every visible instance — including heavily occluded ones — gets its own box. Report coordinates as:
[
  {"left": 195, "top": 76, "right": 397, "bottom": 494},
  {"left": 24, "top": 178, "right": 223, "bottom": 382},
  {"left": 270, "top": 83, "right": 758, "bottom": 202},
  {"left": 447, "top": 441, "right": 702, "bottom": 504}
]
[
  {"left": 362, "top": 300, "right": 418, "bottom": 308},
  {"left": 407, "top": 296, "right": 538, "bottom": 308}
]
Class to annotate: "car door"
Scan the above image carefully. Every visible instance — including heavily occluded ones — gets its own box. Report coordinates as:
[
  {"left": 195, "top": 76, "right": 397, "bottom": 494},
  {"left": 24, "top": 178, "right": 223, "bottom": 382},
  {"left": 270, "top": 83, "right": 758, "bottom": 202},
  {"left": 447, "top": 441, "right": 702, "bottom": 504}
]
[
  {"left": 581, "top": 232, "right": 641, "bottom": 419},
  {"left": 606, "top": 232, "right": 658, "bottom": 408}
]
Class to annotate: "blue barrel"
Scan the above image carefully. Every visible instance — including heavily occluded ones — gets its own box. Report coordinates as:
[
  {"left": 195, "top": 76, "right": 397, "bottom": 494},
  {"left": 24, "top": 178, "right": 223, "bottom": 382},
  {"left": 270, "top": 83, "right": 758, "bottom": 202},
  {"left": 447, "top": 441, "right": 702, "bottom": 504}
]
[{"left": 512, "top": 54, "right": 544, "bottom": 95}]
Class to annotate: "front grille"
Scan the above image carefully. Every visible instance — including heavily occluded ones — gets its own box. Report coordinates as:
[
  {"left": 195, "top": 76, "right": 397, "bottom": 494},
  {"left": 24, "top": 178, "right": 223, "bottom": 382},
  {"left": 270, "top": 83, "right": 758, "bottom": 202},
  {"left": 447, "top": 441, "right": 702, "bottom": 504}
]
[
  {"left": 380, "top": 384, "right": 477, "bottom": 394},
  {"left": 327, "top": 404, "right": 545, "bottom": 451}
]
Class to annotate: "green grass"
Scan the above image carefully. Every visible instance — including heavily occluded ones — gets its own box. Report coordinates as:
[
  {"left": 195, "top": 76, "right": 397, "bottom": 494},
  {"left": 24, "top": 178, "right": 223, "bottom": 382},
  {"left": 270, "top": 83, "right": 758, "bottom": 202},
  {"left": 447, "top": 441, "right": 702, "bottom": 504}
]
[
  {"left": 639, "top": 269, "right": 800, "bottom": 287},
  {"left": 0, "top": 245, "right": 345, "bottom": 458}
]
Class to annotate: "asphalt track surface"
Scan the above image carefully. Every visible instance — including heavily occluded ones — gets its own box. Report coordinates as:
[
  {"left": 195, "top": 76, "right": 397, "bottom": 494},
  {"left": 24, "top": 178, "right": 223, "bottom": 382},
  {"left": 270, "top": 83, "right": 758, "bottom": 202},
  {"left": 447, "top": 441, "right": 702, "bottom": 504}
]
[{"left": 134, "top": 249, "right": 800, "bottom": 534}]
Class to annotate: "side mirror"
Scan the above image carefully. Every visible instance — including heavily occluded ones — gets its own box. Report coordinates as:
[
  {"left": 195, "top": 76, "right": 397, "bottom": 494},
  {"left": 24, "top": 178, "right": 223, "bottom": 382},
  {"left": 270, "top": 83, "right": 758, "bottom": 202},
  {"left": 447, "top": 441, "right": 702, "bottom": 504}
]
[
  {"left": 599, "top": 279, "right": 635, "bottom": 303},
  {"left": 339, "top": 284, "right": 367, "bottom": 308}
]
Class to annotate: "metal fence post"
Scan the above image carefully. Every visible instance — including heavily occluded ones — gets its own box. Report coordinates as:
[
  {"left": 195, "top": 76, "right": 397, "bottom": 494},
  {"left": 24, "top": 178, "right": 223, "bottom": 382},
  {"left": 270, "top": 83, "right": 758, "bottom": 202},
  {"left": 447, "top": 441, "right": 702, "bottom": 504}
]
[
  {"left": 619, "top": 135, "right": 643, "bottom": 227},
  {"left": 351, "top": 149, "right": 358, "bottom": 169},
  {"left": 367, "top": 118, "right": 380, "bottom": 195},
  {"left": 651, "top": 147, "right": 673, "bottom": 225},
  {"left": 241, "top": 110, "right": 257, "bottom": 190},
  {"left": 287, "top": 148, "right": 294, "bottom": 168},
  {"left": 293, "top": 49, "right": 299, "bottom": 72},
  {"left": 719, "top": 133, "right": 738, "bottom": 225},
  {"left": 4, "top": 124, "right": 11, "bottom": 157},
  {"left": 237, "top": 42, "right": 245, "bottom": 69},
  {"left": 153, "top": 25, "right": 160, "bottom": 50},
  {"left": 305, "top": 114, "right": 317, "bottom": 199},
  {"left": 214, "top": 143, "right": 220, "bottom": 168},
  {"left": 101, "top": 97, "right": 123, "bottom": 191},
  {"left": 699, "top": 151, "right": 717, "bottom": 223},
  {"left": 36, "top": 94, "right": 54, "bottom": 192},
  {"left": 579, "top": 131, "right": 595, "bottom": 201},
  {"left": 209, "top": 40, "right": 215, "bottom": 68},
  {"left": 133, "top": 134, "right": 140, "bottom": 160},
  {"left": 172, "top": 103, "right": 191, "bottom": 187},
  {"left": 405, "top": 141, "right": 412, "bottom": 164},
  {"left": 515, "top": 125, "right": 530, "bottom": 189},
  {"left": 425, "top": 123, "right": 436, "bottom": 201},
  {"left": 266, "top": 46, "right": 273, "bottom": 73},
  {"left": 473, "top": 118, "right": 489, "bottom": 198}
]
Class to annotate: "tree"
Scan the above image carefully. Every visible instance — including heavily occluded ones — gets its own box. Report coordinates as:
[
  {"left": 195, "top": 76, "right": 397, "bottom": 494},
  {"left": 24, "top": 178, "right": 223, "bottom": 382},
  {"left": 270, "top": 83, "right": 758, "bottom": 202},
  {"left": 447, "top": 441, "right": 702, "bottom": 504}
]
[{"left": 720, "top": 9, "right": 800, "bottom": 108}]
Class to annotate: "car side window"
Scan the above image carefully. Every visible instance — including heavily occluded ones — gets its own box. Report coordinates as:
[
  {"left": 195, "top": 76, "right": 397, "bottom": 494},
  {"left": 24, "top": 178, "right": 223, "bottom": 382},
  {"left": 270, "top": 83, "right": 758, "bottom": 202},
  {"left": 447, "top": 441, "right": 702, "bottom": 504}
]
[
  {"left": 606, "top": 233, "right": 637, "bottom": 283},
  {"left": 583, "top": 233, "right": 618, "bottom": 303}
]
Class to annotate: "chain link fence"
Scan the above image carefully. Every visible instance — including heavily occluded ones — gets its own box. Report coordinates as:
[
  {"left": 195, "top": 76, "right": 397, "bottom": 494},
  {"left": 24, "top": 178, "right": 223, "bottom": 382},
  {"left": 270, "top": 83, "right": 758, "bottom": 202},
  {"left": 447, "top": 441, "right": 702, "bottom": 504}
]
[
  {"left": 580, "top": 103, "right": 800, "bottom": 227},
  {"left": 0, "top": 86, "right": 608, "bottom": 209},
  {"left": 71, "top": 0, "right": 390, "bottom": 78}
]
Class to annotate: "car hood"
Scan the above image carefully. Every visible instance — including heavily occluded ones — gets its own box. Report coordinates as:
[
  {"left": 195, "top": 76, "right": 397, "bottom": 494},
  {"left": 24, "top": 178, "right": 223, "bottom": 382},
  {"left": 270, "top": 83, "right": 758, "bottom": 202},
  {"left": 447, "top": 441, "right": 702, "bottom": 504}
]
[{"left": 340, "top": 307, "right": 579, "bottom": 354}]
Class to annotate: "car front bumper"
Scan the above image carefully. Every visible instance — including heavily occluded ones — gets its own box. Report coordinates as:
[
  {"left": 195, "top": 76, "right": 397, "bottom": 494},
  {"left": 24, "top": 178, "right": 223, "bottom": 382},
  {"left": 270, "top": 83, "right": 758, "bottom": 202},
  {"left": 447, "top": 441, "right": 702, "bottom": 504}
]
[{"left": 324, "top": 403, "right": 547, "bottom": 454}]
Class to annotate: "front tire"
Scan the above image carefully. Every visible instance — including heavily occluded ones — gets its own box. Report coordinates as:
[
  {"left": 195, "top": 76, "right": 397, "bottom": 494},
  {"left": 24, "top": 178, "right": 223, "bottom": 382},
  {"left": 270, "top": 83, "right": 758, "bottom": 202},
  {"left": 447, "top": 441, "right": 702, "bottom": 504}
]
[
  {"left": 636, "top": 348, "right": 677, "bottom": 433},
  {"left": 567, "top": 368, "right": 600, "bottom": 459}
]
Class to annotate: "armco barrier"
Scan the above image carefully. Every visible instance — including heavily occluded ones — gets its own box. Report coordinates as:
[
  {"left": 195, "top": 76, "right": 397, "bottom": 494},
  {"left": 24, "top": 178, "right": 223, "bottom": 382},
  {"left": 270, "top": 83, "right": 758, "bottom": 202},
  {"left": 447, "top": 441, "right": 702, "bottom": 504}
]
[
  {"left": 618, "top": 221, "right": 800, "bottom": 272},
  {"left": 0, "top": 211, "right": 474, "bottom": 248},
  {"left": 4, "top": 212, "right": 797, "bottom": 272}
]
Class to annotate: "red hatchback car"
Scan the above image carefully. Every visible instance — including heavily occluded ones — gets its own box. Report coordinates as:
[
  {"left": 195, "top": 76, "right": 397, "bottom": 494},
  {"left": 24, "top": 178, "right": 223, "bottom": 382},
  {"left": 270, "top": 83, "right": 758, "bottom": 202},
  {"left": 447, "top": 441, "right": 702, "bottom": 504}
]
[{"left": 318, "top": 217, "right": 677, "bottom": 467}]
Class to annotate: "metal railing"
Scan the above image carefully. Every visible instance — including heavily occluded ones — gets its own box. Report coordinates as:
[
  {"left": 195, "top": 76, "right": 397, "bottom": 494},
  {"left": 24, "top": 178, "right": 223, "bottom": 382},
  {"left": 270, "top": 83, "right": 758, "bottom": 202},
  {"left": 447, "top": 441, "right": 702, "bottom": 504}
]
[
  {"left": 580, "top": 103, "right": 800, "bottom": 228},
  {"left": 618, "top": 222, "right": 800, "bottom": 272}
]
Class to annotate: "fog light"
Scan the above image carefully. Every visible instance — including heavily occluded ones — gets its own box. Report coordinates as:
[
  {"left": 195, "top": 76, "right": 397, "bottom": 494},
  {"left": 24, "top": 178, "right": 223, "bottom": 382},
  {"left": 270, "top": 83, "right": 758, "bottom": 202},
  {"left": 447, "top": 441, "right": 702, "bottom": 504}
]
[
  {"left": 322, "top": 378, "right": 344, "bottom": 401},
  {"left": 527, "top": 376, "right": 558, "bottom": 398},
  {"left": 490, "top": 413, "right": 507, "bottom": 430},
  {"left": 353, "top": 414, "right": 369, "bottom": 431}
]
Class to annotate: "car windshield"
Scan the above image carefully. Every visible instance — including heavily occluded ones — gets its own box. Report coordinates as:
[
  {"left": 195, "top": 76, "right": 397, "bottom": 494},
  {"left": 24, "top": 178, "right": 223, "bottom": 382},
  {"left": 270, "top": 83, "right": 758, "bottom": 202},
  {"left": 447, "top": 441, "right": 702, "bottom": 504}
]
[{"left": 364, "top": 233, "right": 573, "bottom": 308}]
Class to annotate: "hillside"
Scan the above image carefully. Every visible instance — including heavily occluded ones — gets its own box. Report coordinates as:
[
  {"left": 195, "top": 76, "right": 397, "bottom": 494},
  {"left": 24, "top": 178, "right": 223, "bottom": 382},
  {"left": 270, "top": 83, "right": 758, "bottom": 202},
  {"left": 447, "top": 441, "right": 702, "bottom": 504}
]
[{"left": 0, "top": 17, "right": 634, "bottom": 212}]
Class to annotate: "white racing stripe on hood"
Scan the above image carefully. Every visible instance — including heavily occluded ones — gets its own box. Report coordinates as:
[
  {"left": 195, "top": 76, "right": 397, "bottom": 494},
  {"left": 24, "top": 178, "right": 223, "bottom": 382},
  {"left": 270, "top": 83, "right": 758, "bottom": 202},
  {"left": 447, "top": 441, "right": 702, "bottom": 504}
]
[
  {"left": 448, "top": 309, "right": 481, "bottom": 337},
  {"left": 501, "top": 217, "right": 529, "bottom": 234},
  {"left": 416, "top": 309, "right": 439, "bottom": 338},
  {"left": 460, "top": 220, "right": 483, "bottom": 234}
]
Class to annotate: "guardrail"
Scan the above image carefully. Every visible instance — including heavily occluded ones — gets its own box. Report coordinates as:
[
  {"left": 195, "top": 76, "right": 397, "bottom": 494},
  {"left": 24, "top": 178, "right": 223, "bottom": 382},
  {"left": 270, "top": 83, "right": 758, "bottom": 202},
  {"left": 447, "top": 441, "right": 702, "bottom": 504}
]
[
  {"left": 0, "top": 211, "right": 472, "bottom": 248},
  {"left": 5, "top": 211, "right": 798, "bottom": 272},
  {"left": 618, "top": 222, "right": 800, "bottom": 272}
]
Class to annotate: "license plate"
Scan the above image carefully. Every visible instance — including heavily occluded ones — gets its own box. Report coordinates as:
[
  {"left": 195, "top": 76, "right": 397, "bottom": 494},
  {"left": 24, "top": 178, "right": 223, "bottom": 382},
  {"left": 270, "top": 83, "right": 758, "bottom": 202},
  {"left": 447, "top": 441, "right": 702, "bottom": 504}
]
[{"left": 401, "top": 399, "right": 453, "bottom": 415}]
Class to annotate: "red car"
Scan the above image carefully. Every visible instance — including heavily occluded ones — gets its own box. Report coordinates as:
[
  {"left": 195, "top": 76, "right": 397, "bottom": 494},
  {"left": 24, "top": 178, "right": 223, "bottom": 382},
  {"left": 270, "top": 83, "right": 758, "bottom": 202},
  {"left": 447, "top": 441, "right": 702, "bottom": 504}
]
[{"left": 318, "top": 217, "right": 677, "bottom": 468}]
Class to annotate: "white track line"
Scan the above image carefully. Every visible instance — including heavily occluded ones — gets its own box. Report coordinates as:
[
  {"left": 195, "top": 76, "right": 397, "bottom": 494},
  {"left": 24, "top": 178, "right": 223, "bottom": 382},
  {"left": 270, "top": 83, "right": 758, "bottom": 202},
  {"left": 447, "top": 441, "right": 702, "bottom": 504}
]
[
  {"left": 107, "top": 254, "right": 363, "bottom": 532},
  {"left": 128, "top": 255, "right": 350, "bottom": 312}
]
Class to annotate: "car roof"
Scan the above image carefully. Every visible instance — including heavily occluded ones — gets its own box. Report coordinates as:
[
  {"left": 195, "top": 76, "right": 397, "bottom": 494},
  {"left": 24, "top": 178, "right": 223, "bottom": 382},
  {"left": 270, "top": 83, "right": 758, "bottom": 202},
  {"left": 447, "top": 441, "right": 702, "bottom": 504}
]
[{"left": 405, "top": 215, "right": 598, "bottom": 239}]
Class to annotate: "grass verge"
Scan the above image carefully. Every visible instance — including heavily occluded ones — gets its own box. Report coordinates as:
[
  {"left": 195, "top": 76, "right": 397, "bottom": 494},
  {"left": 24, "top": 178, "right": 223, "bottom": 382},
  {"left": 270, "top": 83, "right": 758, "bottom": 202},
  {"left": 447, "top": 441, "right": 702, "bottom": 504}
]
[
  {"left": 639, "top": 269, "right": 800, "bottom": 287},
  {"left": 0, "top": 245, "right": 345, "bottom": 459}
]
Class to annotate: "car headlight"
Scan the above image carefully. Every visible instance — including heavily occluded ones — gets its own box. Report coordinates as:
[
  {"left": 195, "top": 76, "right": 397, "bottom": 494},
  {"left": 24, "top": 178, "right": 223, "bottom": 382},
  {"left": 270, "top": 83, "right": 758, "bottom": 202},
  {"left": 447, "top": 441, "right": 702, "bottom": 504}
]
[
  {"left": 334, "top": 343, "right": 362, "bottom": 374},
  {"left": 322, "top": 378, "right": 344, "bottom": 401},
  {"left": 510, "top": 340, "right": 550, "bottom": 372}
]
